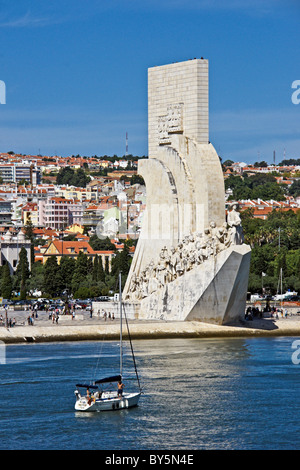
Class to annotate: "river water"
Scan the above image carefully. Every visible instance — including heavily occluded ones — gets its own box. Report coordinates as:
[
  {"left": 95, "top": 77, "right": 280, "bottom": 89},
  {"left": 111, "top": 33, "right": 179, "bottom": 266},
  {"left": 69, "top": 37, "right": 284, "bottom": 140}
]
[{"left": 0, "top": 337, "right": 299, "bottom": 450}]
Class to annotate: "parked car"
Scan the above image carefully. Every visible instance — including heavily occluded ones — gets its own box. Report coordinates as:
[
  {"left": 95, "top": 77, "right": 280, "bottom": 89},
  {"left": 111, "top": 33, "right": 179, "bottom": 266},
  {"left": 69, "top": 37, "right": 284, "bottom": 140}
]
[
  {"left": 96, "top": 296, "right": 110, "bottom": 302},
  {"left": 72, "top": 303, "right": 82, "bottom": 310},
  {"left": 284, "top": 295, "right": 300, "bottom": 302}
]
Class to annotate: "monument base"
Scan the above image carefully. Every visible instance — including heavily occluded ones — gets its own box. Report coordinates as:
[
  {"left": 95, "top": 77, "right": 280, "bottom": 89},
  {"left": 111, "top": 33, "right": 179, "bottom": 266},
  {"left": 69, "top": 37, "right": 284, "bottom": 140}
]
[{"left": 138, "top": 244, "right": 251, "bottom": 325}]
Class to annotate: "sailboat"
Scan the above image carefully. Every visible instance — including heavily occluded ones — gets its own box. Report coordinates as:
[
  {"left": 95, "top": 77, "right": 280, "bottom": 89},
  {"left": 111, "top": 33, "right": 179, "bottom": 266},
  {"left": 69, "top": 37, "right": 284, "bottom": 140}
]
[{"left": 74, "top": 273, "right": 142, "bottom": 412}]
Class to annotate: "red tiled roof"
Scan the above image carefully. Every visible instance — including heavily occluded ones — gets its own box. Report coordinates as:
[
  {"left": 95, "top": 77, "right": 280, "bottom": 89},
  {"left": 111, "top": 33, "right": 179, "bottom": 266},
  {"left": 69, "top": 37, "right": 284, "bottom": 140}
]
[{"left": 45, "top": 240, "right": 96, "bottom": 255}]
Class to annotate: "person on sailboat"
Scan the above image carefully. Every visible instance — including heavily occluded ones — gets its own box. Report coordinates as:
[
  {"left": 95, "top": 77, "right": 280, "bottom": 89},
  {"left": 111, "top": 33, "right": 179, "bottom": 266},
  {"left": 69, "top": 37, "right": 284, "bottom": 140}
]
[
  {"left": 117, "top": 380, "right": 124, "bottom": 398},
  {"left": 86, "top": 387, "right": 92, "bottom": 405}
]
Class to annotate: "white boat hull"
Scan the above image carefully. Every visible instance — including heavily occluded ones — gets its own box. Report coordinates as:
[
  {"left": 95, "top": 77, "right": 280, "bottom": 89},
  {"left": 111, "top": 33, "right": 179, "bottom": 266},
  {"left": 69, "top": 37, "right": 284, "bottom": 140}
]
[{"left": 75, "top": 391, "right": 141, "bottom": 412}]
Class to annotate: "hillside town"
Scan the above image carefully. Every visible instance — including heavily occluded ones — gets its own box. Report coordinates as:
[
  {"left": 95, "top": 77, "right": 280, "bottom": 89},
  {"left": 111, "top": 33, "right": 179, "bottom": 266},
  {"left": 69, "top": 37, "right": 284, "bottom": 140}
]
[{"left": 0, "top": 151, "right": 299, "bottom": 300}]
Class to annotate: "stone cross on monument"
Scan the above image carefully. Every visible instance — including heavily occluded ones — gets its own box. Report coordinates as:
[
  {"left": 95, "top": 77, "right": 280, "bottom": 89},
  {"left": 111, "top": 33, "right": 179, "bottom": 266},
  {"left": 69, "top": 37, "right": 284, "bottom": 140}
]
[{"left": 123, "top": 59, "right": 251, "bottom": 325}]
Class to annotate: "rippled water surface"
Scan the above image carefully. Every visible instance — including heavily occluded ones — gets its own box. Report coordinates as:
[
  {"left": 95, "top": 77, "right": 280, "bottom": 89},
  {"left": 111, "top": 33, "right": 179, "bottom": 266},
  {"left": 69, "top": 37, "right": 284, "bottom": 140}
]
[{"left": 0, "top": 337, "right": 299, "bottom": 450}]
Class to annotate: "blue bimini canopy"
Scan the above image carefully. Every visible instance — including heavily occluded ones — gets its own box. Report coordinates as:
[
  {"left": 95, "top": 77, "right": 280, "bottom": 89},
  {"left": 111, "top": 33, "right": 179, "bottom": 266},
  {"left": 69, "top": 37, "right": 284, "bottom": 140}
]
[
  {"left": 75, "top": 383, "right": 98, "bottom": 390},
  {"left": 95, "top": 375, "right": 121, "bottom": 385}
]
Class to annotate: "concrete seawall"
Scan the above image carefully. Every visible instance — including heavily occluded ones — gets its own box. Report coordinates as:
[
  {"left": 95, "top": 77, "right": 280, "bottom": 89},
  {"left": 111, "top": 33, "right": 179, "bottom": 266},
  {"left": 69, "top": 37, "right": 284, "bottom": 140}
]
[{"left": 1, "top": 319, "right": 300, "bottom": 344}]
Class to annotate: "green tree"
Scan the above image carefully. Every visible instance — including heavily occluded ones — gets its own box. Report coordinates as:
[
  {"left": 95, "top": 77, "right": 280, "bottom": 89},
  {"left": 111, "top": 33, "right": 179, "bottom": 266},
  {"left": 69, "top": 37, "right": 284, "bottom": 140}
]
[
  {"left": 98, "top": 256, "right": 105, "bottom": 282},
  {"left": 14, "top": 247, "right": 30, "bottom": 300},
  {"left": 111, "top": 243, "right": 131, "bottom": 288},
  {"left": 72, "top": 252, "right": 89, "bottom": 293},
  {"left": 87, "top": 256, "right": 93, "bottom": 275},
  {"left": 105, "top": 257, "right": 110, "bottom": 275},
  {"left": 24, "top": 215, "right": 35, "bottom": 265},
  {"left": 1, "top": 264, "right": 13, "bottom": 299},
  {"left": 56, "top": 166, "right": 91, "bottom": 187},
  {"left": 74, "top": 286, "right": 91, "bottom": 299},
  {"left": 243, "top": 207, "right": 300, "bottom": 293},
  {"left": 130, "top": 174, "right": 145, "bottom": 185},
  {"left": 59, "top": 256, "right": 76, "bottom": 292},
  {"left": 222, "top": 159, "right": 234, "bottom": 167},
  {"left": 27, "top": 261, "right": 44, "bottom": 294},
  {"left": 225, "top": 173, "right": 286, "bottom": 201},
  {"left": 288, "top": 180, "right": 300, "bottom": 197},
  {"left": 251, "top": 182, "right": 285, "bottom": 201},
  {"left": 254, "top": 161, "right": 268, "bottom": 167},
  {"left": 43, "top": 256, "right": 62, "bottom": 297},
  {"left": 89, "top": 235, "right": 116, "bottom": 252},
  {"left": 92, "top": 255, "right": 99, "bottom": 282}
]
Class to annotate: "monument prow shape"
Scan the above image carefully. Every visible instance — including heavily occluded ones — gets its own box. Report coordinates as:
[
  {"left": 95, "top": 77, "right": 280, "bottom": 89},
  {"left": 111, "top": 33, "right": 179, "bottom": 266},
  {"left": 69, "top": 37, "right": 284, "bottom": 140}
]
[{"left": 123, "top": 59, "right": 251, "bottom": 325}]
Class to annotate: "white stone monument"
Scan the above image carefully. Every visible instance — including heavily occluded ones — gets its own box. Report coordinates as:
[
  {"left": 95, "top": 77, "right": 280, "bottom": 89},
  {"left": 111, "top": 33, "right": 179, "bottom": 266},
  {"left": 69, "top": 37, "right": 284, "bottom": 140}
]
[{"left": 123, "top": 59, "right": 251, "bottom": 325}]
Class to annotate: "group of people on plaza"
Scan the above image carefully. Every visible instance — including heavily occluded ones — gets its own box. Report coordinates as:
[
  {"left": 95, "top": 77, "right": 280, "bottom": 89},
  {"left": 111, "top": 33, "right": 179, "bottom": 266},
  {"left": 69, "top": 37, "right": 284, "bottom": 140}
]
[
  {"left": 0, "top": 303, "right": 118, "bottom": 329},
  {"left": 245, "top": 305, "right": 290, "bottom": 321},
  {"left": 0, "top": 313, "right": 16, "bottom": 328},
  {"left": 98, "top": 309, "right": 115, "bottom": 321}
]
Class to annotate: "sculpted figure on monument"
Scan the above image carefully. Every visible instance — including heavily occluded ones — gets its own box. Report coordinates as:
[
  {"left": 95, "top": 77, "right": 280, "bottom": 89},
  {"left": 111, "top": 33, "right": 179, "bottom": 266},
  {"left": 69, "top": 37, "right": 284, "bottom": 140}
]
[
  {"left": 227, "top": 204, "right": 244, "bottom": 245},
  {"left": 156, "top": 248, "right": 168, "bottom": 288},
  {"left": 140, "top": 269, "right": 149, "bottom": 298},
  {"left": 182, "top": 236, "right": 192, "bottom": 272},
  {"left": 202, "top": 228, "right": 214, "bottom": 258},
  {"left": 169, "top": 246, "right": 179, "bottom": 281},
  {"left": 209, "top": 221, "right": 219, "bottom": 256},
  {"left": 221, "top": 222, "right": 231, "bottom": 248},
  {"left": 215, "top": 225, "right": 227, "bottom": 252},
  {"left": 147, "top": 260, "right": 159, "bottom": 295},
  {"left": 164, "top": 247, "right": 173, "bottom": 283},
  {"left": 135, "top": 276, "right": 143, "bottom": 300},
  {"left": 199, "top": 241, "right": 208, "bottom": 263},
  {"left": 175, "top": 241, "right": 185, "bottom": 276},
  {"left": 127, "top": 273, "right": 139, "bottom": 301},
  {"left": 209, "top": 221, "right": 227, "bottom": 254},
  {"left": 188, "top": 233, "right": 195, "bottom": 250},
  {"left": 189, "top": 246, "right": 198, "bottom": 267}
]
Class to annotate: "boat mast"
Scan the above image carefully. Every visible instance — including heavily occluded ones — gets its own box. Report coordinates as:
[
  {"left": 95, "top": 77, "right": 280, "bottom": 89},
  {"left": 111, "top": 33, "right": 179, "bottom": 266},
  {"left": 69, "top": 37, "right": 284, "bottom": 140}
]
[
  {"left": 119, "top": 272, "right": 123, "bottom": 378},
  {"left": 280, "top": 267, "right": 283, "bottom": 309}
]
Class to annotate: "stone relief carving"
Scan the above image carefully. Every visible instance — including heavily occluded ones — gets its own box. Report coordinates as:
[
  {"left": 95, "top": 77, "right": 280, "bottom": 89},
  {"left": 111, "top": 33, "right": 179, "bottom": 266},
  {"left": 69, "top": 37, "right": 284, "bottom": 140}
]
[
  {"left": 158, "top": 115, "right": 171, "bottom": 145},
  {"left": 158, "top": 103, "right": 184, "bottom": 144},
  {"left": 125, "top": 209, "right": 244, "bottom": 301},
  {"left": 167, "top": 103, "right": 183, "bottom": 133}
]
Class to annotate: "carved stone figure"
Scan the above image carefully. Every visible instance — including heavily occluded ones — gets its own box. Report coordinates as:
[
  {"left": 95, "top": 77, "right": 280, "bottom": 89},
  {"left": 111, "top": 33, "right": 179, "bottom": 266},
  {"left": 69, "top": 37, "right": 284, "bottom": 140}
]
[
  {"left": 175, "top": 242, "right": 184, "bottom": 276},
  {"left": 140, "top": 270, "right": 149, "bottom": 298},
  {"left": 210, "top": 221, "right": 226, "bottom": 254},
  {"left": 169, "top": 246, "right": 179, "bottom": 281},
  {"left": 148, "top": 260, "right": 159, "bottom": 295},
  {"left": 129, "top": 209, "right": 245, "bottom": 301},
  {"left": 221, "top": 222, "right": 231, "bottom": 248},
  {"left": 182, "top": 236, "right": 191, "bottom": 272},
  {"left": 195, "top": 240, "right": 207, "bottom": 264},
  {"left": 156, "top": 248, "right": 168, "bottom": 287},
  {"left": 202, "top": 228, "right": 213, "bottom": 258},
  {"left": 227, "top": 204, "right": 244, "bottom": 245},
  {"left": 127, "top": 273, "right": 141, "bottom": 301}
]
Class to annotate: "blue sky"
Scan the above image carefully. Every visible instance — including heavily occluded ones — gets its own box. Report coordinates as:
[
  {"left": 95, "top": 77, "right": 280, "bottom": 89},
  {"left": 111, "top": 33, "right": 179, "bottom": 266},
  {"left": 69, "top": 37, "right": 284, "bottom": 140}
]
[{"left": 0, "top": 0, "right": 299, "bottom": 163}]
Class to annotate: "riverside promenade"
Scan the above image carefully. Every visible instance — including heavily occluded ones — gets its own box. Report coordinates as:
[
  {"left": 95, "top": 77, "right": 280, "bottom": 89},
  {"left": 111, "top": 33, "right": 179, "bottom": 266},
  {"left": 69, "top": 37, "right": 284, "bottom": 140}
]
[{"left": 1, "top": 307, "right": 300, "bottom": 344}]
